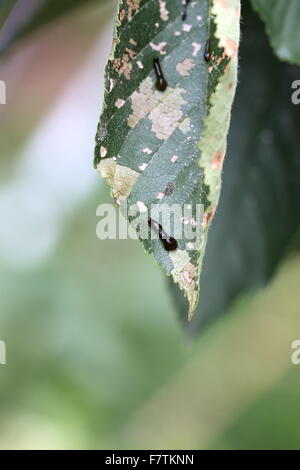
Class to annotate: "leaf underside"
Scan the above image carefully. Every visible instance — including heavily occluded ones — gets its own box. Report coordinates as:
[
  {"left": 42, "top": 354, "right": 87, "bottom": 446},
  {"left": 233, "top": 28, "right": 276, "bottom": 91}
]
[{"left": 95, "top": 0, "right": 240, "bottom": 319}]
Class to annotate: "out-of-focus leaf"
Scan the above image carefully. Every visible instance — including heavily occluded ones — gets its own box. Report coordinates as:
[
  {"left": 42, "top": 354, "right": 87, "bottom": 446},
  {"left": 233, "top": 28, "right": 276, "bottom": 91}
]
[
  {"left": 251, "top": 0, "right": 300, "bottom": 64},
  {"left": 0, "top": 0, "right": 110, "bottom": 55},
  {"left": 95, "top": 0, "right": 241, "bottom": 319},
  {"left": 0, "top": 1, "right": 114, "bottom": 181},
  {"left": 211, "top": 367, "right": 300, "bottom": 449},
  {"left": 0, "top": 1, "right": 16, "bottom": 27},
  {"left": 120, "top": 254, "right": 300, "bottom": 449},
  {"left": 0, "top": 191, "right": 186, "bottom": 449},
  {"left": 172, "top": 2, "right": 300, "bottom": 332}
]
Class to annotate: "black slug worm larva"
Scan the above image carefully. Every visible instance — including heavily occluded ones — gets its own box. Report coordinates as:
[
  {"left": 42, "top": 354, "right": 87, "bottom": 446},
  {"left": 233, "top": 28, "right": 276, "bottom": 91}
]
[
  {"left": 148, "top": 218, "right": 178, "bottom": 251},
  {"left": 153, "top": 57, "right": 168, "bottom": 91},
  {"left": 204, "top": 39, "right": 212, "bottom": 62},
  {"left": 182, "top": 0, "right": 191, "bottom": 21}
]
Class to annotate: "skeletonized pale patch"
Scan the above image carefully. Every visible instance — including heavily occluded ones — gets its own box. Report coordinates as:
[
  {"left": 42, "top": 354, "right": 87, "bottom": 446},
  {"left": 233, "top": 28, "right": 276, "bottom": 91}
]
[
  {"left": 128, "top": 77, "right": 187, "bottom": 141},
  {"left": 97, "top": 159, "right": 140, "bottom": 201},
  {"left": 176, "top": 58, "right": 196, "bottom": 76},
  {"left": 182, "top": 24, "right": 192, "bottom": 32},
  {"left": 169, "top": 249, "right": 199, "bottom": 318},
  {"left": 179, "top": 118, "right": 191, "bottom": 134},
  {"left": 126, "top": 0, "right": 140, "bottom": 21},
  {"left": 158, "top": 0, "right": 169, "bottom": 21},
  {"left": 128, "top": 77, "right": 162, "bottom": 128},
  {"left": 150, "top": 41, "right": 167, "bottom": 55},
  {"left": 139, "top": 163, "right": 148, "bottom": 171},
  {"left": 100, "top": 146, "right": 107, "bottom": 157},
  {"left": 136, "top": 201, "right": 147, "bottom": 213},
  {"left": 113, "top": 53, "right": 133, "bottom": 80},
  {"left": 115, "top": 98, "right": 125, "bottom": 109},
  {"left": 192, "top": 42, "right": 201, "bottom": 56},
  {"left": 149, "top": 88, "right": 187, "bottom": 140}
]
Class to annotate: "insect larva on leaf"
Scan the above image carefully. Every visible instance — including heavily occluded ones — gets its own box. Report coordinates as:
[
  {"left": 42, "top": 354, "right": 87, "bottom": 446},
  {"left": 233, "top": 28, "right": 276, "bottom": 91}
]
[
  {"left": 204, "top": 39, "right": 212, "bottom": 62},
  {"left": 153, "top": 57, "right": 168, "bottom": 92},
  {"left": 181, "top": 0, "right": 191, "bottom": 21},
  {"left": 148, "top": 218, "right": 178, "bottom": 252}
]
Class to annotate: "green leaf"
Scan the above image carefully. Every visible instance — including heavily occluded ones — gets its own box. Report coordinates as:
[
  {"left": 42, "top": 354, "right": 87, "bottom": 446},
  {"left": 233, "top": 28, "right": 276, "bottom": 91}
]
[
  {"left": 0, "top": 0, "right": 16, "bottom": 27},
  {"left": 0, "top": 0, "right": 109, "bottom": 55},
  {"left": 172, "top": 2, "right": 300, "bottom": 332},
  {"left": 95, "top": 0, "right": 241, "bottom": 319},
  {"left": 251, "top": 0, "right": 300, "bottom": 64}
]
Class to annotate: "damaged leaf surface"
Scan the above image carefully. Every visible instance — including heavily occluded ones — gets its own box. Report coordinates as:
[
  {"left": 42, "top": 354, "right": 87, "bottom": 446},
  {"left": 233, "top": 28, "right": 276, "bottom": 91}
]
[{"left": 95, "top": 0, "right": 241, "bottom": 319}]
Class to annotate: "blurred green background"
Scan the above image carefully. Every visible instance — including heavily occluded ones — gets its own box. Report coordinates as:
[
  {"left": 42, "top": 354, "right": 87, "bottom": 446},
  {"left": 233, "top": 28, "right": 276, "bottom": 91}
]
[{"left": 0, "top": 0, "right": 300, "bottom": 450}]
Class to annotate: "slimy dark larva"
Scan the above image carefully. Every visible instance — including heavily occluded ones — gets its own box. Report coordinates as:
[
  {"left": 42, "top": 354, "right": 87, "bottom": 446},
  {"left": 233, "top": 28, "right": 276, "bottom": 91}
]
[
  {"left": 182, "top": 0, "right": 191, "bottom": 21},
  {"left": 148, "top": 218, "right": 178, "bottom": 251},
  {"left": 204, "top": 39, "right": 211, "bottom": 62},
  {"left": 153, "top": 57, "right": 168, "bottom": 92}
]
